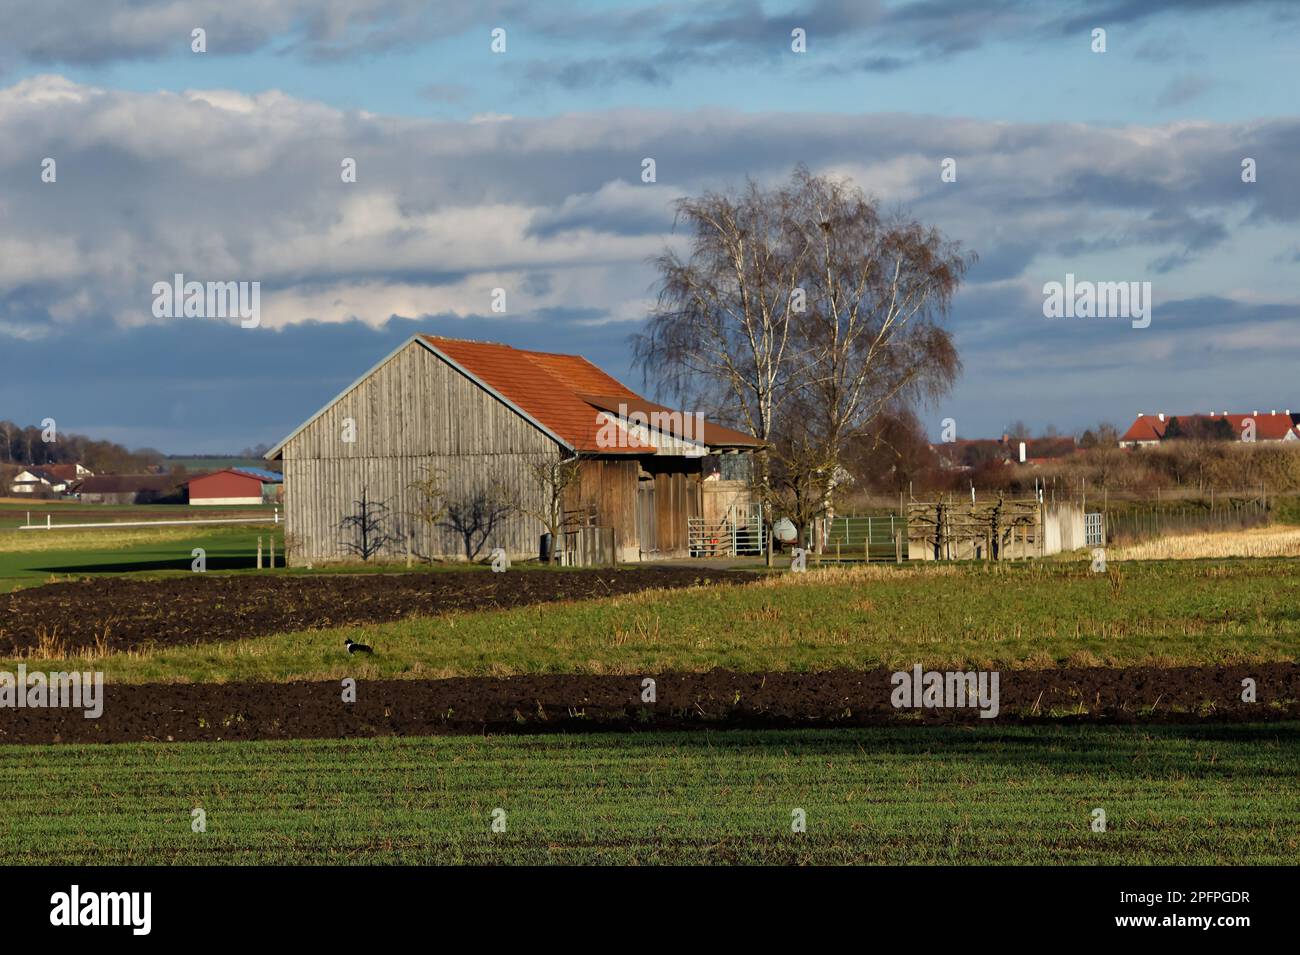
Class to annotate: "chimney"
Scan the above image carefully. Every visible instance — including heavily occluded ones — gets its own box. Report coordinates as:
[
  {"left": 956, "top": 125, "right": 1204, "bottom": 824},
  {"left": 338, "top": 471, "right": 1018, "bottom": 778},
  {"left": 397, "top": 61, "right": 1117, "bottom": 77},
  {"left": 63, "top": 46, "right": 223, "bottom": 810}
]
[
  {"left": 1137, "top": 412, "right": 1144, "bottom": 417},
  {"left": 1253, "top": 410, "right": 1259, "bottom": 416},
  {"left": 1157, "top": 413, "right": 1165, "bottom": 422},
  {"left": 1209, "top": 411, "right": 1215, "bottom": 417}
]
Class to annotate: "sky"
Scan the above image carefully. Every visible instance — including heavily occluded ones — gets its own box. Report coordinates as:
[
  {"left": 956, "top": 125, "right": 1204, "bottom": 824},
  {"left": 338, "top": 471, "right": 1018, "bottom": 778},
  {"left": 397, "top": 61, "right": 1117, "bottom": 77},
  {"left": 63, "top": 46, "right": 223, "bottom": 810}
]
[{"left": 0, "top": 0, "right": 1297, "bottom": 452}]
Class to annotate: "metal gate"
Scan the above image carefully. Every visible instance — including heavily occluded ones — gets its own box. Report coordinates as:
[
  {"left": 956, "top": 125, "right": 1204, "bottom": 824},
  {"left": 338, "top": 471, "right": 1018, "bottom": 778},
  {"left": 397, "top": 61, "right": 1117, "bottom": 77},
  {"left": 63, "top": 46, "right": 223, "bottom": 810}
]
[
  {"left": 687, "top": 504, "right": 766, "bottom": 558},
  {"left": 1085, "top": 512, "right": 1104, "bottom": 546}
]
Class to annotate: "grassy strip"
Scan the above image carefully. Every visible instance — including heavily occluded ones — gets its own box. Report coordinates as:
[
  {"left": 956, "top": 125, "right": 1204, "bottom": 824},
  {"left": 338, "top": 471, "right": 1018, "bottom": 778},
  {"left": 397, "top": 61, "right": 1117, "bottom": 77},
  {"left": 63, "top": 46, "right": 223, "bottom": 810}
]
[
  {"left": 8, "top": 559, "right": 1299, "bottom": 683},
  {"left": 0, "top": 527, "right": 275, "bottom": 591},
  {"left": 0, "top": 526, "right": 521, "bottom": 592},
  {"left": 0, "top": 724, "right": 1293, "bottom": 864}
]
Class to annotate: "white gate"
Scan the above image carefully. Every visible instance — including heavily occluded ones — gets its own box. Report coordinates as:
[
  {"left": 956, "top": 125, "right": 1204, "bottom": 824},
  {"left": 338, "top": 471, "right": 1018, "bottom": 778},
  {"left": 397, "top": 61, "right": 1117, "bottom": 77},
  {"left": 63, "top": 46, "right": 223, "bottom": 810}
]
[{"left": 1085, "top": 512, "right": 1105, "bottom": 547}]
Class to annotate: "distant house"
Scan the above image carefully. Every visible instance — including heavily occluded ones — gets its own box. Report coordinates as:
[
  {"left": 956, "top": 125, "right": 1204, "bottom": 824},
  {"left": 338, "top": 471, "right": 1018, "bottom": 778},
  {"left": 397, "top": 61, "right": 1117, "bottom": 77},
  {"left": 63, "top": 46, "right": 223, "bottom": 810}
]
[
  {"left": 1119, "top": 411, "right": 1300, "bottom": 448},
  {"left": 76, "top": 474, "right": 187, "bottom": 505},
  {"left": 7, "top": 463, "right": 94, "bottom": 495},
  {"left": 188, "top": 468, "right": 282, "bottom": 506},
  {"left": 10, "top": 467, "right": 66, "bottom": 494}
]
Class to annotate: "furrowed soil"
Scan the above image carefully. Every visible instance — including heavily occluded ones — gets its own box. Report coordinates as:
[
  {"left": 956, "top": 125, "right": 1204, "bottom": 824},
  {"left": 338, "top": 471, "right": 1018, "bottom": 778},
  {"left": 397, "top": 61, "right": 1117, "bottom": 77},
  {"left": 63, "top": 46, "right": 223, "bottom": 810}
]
[
  {"left": 0, "top": 568, "right": 745, "bottom": 654},
  {"left": 4, "top": 663, "right": 1296, "bottom": 744}
]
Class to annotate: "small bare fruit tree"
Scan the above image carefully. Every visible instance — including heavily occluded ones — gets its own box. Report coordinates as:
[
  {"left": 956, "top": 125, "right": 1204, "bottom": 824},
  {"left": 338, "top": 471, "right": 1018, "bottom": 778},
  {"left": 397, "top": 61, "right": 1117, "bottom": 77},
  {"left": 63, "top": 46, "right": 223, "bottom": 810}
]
[
  {"left": 520, "top": 455, "right": 582, "bottom": 564},
  {"left": 338, "top": 486, "right": 398, "bottom": 561},
  {"left": 407, "top": 465, "right": 448, "bottom": 561}
]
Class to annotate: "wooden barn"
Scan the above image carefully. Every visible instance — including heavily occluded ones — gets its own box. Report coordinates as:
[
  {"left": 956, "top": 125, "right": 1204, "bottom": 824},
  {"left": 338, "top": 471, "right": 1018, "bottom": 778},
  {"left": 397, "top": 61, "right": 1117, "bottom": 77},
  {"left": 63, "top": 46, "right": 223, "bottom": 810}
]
[{"left": 266, "top": 334, "right": 762, "bottom": 565}]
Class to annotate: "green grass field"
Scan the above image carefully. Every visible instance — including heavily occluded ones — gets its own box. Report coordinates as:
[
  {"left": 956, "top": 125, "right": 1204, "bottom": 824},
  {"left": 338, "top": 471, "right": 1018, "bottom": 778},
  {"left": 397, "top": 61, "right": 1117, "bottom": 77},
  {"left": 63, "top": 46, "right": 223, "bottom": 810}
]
[
  {"left": 1, "top": 724, "right": 1293, "bottom": 864},
  {"left": 18, "top": 558, "right": 1298, "bottom": 684},
  {"left": 0, "top": 526, "right": 280, "bottom": 592}
]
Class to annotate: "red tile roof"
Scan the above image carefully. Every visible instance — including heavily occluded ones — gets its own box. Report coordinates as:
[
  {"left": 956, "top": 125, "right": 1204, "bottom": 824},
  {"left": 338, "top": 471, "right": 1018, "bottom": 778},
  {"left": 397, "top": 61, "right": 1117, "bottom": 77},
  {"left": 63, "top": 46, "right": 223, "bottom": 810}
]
[
  {"left": 420, "top": 336, "right": 762, "bottom": 453},
  {"left": 42, "top": 464, "right": 82, "bottom": 481},
  {"left": 1121, "top": 413, "right": 1299, "bottom": 443},
  {"left": 1217, "top": 413, "right": 1298, "bottom": 440},
  {"left": 1120, "top": 415, "right": 1167, "bottom": 443},
  {"left": 422, "top": 336, "right": 647, "bottom": 453}
]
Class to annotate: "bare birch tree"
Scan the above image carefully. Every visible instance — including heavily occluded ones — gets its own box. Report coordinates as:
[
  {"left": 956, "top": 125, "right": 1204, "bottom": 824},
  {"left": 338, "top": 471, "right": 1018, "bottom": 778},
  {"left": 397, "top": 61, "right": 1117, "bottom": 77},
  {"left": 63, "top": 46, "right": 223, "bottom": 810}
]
[
  {"left": 787, "top": 167, "right": 967, "bottom": 519},
  {"left": 634, "top": 176, "right": 811, "bottom": 562},
  {"left": 637, "top": 166, "right": 970, "bottom": 553}
]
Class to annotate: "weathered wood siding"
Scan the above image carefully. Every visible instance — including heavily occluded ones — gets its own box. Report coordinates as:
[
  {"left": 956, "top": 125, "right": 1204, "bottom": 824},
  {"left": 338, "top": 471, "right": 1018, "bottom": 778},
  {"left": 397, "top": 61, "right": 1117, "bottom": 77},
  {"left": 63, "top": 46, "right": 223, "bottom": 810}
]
[
  {"left": 281, "top": 340, "right": 562, "bottom": 565},
  {"left": 566, "top": 457, "right": 640, "bottom": 561},
  {"left": 641, "top": 458, "right": 702, "bottom": 557}
]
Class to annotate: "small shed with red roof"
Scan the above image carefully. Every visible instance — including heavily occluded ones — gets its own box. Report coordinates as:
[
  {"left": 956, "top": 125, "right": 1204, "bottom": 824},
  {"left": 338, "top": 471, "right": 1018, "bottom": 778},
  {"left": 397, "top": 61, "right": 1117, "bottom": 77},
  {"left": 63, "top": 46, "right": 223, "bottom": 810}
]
[{"left": 267, "top": 335, "right": 763, "bottom": 564}]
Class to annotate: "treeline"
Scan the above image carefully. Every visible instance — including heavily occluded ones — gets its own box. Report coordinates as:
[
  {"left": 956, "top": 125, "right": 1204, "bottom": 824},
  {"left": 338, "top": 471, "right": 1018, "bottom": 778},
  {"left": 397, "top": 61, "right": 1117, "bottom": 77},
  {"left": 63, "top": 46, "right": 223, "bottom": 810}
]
[{"left": 0, "top": 421, "right": 164, "bottom": 473}]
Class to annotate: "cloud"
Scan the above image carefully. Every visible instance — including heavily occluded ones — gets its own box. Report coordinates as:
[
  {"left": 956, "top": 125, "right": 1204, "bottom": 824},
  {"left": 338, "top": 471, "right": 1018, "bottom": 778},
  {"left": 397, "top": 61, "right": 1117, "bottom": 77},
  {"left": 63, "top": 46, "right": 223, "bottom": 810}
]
[
  {"left": 4, "top": 0, "right": 1292, "bottom": 88},
  {"left": 0, "top": 0, "right": 523, "bottom": 68},
  {"left": 2, "top": 75, "right": 1296, "bottom": 341},
  {"left": 1154, "top": 74, "right": 1213, "bottom": 109},
  {"left": 2, "top": 73, "right": 1298, "bottom": 447}
]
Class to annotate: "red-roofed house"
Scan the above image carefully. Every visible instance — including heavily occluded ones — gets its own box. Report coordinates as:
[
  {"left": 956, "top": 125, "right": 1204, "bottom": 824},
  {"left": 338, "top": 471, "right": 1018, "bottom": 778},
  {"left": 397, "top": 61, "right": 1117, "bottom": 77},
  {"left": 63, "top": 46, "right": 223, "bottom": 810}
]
[
  {"left": 268, "top": 335, "right": 764, "bottom": 564},
  {"left": 1120, "top": 411, "right": 1300, "bottom": 447}
]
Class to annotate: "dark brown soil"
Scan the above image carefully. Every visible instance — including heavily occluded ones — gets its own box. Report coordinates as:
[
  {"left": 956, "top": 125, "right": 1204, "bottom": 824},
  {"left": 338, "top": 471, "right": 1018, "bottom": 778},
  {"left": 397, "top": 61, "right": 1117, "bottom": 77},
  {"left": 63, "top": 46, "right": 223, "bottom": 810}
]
[
  {"left": 0, "top": 568, "right": 745, "bottom": 654},
  {"left": 4, "top": 664, "right": 1296, "bottom": 745}
]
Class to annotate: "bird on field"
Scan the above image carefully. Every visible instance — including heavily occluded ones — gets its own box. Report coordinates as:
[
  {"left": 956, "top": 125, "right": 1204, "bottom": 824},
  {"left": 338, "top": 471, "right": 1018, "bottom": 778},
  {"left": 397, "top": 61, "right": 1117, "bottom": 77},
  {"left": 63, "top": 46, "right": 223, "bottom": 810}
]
[{"left": 345, "top": 638, "right": 374, "bottom": 655}]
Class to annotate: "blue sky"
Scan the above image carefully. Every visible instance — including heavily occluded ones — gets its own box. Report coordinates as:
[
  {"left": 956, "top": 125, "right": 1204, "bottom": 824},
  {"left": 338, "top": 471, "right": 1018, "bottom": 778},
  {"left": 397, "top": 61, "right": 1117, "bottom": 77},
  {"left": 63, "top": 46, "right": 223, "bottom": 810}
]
[{"left": 1, "top": 0, "right": 1298, "bottom": 451}]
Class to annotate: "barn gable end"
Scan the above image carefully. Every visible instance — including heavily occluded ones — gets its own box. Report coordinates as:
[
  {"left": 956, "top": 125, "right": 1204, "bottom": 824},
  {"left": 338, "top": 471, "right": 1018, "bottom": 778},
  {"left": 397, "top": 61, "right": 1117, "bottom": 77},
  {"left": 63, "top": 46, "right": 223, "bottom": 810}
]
[{"left": 274, "top": 337, "right": 566, "bottom": 564}]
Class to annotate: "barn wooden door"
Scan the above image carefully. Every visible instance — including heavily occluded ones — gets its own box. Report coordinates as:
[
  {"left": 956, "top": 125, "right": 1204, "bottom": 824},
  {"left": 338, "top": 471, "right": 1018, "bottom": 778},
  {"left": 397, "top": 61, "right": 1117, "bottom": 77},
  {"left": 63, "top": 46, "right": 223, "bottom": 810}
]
[{"left": 637, "top": 480, "right": 656, "bottom": 557}]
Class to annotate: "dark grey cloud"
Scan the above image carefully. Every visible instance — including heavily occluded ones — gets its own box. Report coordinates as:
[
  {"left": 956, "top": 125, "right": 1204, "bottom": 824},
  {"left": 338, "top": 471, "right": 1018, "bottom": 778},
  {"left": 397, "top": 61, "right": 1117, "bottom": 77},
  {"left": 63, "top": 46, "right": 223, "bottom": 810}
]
[
  {"left": 3, "top": 0, "right": 1292, "bottom": 84},
  {"left": 0, "top": 310, "right": 640, "bottom": 452},
  {"left": 0, "top": 0, "right": 525, "bottom": 68},
  {"left": 2, "top": 76, "right": 1296, "bottom": 447}
]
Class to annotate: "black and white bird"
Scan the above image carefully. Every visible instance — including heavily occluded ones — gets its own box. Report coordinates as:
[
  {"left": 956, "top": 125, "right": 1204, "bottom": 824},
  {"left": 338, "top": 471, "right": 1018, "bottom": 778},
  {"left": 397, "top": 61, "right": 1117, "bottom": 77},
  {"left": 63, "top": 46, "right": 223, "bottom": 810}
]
[{"left": 345, "top": 638, "right": 374, "bottom": 655}]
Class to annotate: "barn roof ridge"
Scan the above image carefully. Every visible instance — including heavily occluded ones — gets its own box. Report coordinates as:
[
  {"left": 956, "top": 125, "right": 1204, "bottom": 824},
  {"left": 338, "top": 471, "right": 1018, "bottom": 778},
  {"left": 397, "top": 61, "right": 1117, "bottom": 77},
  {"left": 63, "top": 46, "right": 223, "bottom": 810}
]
[{"left": 266, "top": 333, "right": 763, "bottom": 460}]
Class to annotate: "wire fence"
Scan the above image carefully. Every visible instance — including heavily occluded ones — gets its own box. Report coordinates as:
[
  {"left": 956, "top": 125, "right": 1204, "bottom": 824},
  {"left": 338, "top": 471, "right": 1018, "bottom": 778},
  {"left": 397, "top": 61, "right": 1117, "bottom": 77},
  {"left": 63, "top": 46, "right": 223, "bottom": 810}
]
[{"left": 1103, "top": 499, "right": 1269, "bottom": 544}]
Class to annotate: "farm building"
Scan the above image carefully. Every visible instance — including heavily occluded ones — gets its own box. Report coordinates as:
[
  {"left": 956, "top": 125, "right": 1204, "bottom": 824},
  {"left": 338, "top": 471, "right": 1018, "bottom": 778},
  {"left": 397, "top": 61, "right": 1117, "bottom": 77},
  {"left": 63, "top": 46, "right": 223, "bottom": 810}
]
[
  {"left": 10, "top": 467, "right": 68, "bottom": 495},
  {"left": 1120, "top": 411, "right": 1299, "bottom": 447},
  {"left": 7, "top": 463, "right": 92, "bottom": 495},
  {"left": 267, "top": 334, "right": 763, "bottom": 565},
  {"left": 75, "top": 474, "right": 187, "bottom": 505},
  {"left": 188, "top": 468, "right": 283, "bottom": 505}
]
